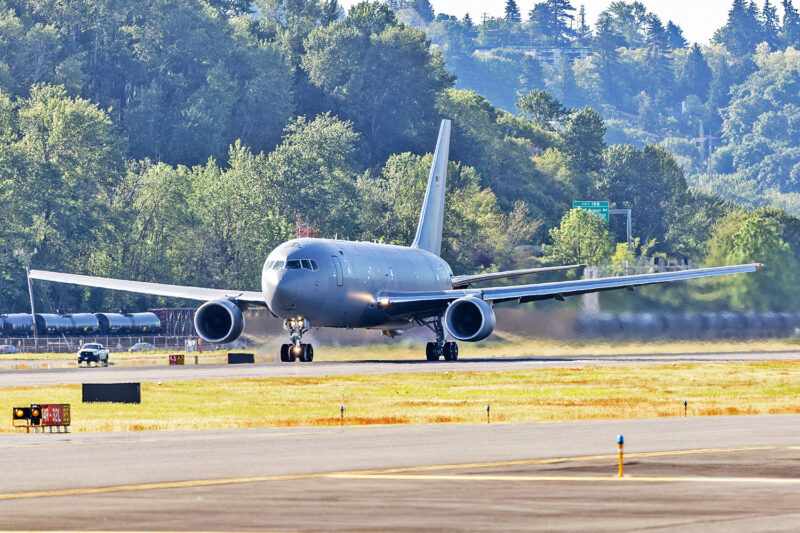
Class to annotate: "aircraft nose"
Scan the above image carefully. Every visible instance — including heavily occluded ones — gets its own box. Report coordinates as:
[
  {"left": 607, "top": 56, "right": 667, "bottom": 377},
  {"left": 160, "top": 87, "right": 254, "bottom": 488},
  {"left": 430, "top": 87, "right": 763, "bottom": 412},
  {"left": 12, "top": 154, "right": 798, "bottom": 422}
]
[{"left": 267, "top": 274, "right": 303, "bottom": 313}]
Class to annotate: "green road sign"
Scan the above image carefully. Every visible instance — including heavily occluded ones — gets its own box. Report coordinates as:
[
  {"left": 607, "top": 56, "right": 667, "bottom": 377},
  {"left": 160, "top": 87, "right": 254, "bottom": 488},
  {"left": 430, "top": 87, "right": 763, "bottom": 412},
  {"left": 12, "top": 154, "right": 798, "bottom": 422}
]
[{"left": 572, "top": 200, "right": 609, "bottom": 223}]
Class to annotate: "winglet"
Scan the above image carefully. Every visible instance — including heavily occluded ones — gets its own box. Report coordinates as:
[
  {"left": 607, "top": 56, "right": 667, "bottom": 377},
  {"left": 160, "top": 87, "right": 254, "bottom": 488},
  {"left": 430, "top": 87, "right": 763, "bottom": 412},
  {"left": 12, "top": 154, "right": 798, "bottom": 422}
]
[{"left": 411, "top": 119, "right": 451, "bottom": 256}]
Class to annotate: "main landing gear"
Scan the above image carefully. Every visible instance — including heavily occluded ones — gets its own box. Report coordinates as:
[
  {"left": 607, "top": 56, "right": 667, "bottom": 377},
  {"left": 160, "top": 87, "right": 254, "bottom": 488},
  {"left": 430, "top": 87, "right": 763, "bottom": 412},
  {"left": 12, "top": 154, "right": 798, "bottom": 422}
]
[
  {"left": 280, "top": 317, "right": 313, "bottom": 363},
  {"left": 419, "top": 317, "right": 459, "bottom": 362}
]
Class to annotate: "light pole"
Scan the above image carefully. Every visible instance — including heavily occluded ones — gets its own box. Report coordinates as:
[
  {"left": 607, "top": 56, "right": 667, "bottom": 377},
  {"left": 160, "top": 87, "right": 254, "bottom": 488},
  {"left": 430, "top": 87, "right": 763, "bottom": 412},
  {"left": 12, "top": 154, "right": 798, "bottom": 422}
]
[{"left": 14, "top": 249, "right": 37, "bottom": 347}]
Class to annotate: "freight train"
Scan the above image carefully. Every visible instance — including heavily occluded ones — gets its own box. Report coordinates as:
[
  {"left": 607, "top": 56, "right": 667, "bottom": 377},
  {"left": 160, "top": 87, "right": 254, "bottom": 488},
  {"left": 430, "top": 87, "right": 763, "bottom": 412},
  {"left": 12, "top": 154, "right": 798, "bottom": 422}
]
[{"left": 0, "top": 312, "right": 161, "bottom": 338}]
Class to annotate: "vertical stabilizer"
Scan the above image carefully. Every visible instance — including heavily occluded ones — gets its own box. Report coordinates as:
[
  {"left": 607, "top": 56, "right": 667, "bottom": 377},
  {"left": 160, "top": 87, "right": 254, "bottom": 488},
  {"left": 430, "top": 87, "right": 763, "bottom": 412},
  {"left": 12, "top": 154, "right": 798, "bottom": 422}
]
[{"left": 411, "top": 119, "right": 451, "bottom": 256}]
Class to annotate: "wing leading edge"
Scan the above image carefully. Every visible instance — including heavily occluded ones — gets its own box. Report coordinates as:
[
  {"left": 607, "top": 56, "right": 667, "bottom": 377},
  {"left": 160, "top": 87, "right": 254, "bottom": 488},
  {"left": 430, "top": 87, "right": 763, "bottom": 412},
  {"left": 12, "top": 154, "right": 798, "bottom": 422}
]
[
  {"left": 380, "top": 263, "right": 762, "bottom": 317},
  {"left": 451, "top": 264, "right": 584, "bottom": 289},
  {"left": 28, "top": 270, "right": 266, "bottom": 306}
]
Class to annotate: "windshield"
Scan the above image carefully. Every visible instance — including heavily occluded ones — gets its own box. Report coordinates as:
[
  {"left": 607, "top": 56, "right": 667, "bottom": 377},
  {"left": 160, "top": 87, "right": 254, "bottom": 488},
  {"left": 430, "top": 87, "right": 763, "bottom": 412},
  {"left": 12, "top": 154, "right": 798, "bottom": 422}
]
[
  {"left": 82, "top": 344, "right": 101, "bottom": 349},
  {"left": 267, "top": 259, "right": 318, "bottom": 271}
]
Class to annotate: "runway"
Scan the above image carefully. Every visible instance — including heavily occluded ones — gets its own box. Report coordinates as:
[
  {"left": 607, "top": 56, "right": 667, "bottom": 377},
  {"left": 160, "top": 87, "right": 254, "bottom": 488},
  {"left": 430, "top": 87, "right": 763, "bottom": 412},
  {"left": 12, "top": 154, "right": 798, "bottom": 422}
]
[
  {"left": 2, "top": 351, "right": 800, "bottom": 387},
  {"left": 1, "top": 416, "right": 800, "bottom": 530}
]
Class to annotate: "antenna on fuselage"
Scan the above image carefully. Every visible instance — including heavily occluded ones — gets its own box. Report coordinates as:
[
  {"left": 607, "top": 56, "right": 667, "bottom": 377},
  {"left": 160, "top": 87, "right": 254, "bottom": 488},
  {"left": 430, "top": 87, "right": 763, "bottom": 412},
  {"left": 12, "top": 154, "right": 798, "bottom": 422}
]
[{"left": 411, "top": 119, "right": 451, "bottom": 257}]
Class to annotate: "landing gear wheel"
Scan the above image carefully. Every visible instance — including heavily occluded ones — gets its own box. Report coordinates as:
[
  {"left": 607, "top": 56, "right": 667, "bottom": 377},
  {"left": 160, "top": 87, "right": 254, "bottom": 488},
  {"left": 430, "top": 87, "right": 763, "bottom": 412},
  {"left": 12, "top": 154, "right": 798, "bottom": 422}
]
[
  {"left": 280, "top": 344, "right": 296, "bottom": 363},
  {"left": 426, "top": 342, "right": 440, "bottom": 362},
  {"left": 300, "top": 344, "right": 314, "bottom": 363},
  {"left": 443, "top": 342, "right": 459, "bottom": 362}
]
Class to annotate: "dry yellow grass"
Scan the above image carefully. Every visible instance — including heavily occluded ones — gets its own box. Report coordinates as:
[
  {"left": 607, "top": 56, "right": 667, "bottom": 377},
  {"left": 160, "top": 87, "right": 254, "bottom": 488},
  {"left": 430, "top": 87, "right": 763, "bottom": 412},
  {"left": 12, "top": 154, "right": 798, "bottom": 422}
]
[{"left": 2, "top": 361, "right": 800, "bottom": 433}]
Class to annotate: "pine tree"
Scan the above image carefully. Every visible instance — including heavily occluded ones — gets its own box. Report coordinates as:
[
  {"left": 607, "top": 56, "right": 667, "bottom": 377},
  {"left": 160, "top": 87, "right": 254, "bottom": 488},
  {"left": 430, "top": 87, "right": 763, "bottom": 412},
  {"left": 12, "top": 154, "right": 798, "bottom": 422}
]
[
  {"left": 576, "top": 5, "right": 592, "bottom": 45},
  {"left": 528, "top": 0, "right": 576, "bottom": 45},
  {"left": 713, "top": 0, "right": 764, "bottom": 55},
  {"left": 762, "top": 0, "right": 781, "bottom": 49},
  {"left": 681, "top": 43, "right": 713, "bottom": 99},
  {"left": 505, "top": 0, "right": 522, "bottom": 23},
  {"left": 645, "top": 14, "right": 668, "bottom": 50},
  {"left": 783, "top": 0, "right": 800, "bottom": 47},
  {"left": 665, "top": 21, "right": 688, "bottom": 49}
]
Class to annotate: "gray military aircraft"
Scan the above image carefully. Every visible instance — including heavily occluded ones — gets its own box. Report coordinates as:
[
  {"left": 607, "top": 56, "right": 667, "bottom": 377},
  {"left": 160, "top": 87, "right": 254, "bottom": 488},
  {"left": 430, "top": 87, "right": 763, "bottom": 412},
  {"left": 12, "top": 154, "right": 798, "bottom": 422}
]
[{"left": 30, "top": 120, "right": 761, "bottom": 363}]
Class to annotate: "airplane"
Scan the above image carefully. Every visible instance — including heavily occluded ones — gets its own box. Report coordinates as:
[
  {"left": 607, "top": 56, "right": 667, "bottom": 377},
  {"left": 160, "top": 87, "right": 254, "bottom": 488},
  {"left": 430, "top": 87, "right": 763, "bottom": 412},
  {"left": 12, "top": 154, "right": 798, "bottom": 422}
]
[{"left": 29, "top": 120, "right": 761, "bottom": 363}]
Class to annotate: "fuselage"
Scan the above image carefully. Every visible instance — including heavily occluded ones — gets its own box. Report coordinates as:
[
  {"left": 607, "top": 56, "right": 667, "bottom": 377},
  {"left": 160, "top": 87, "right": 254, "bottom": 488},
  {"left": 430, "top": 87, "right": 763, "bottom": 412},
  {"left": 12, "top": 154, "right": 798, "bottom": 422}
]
[{"left": 261, "top": 238, "right": 453, "bottom": 328}]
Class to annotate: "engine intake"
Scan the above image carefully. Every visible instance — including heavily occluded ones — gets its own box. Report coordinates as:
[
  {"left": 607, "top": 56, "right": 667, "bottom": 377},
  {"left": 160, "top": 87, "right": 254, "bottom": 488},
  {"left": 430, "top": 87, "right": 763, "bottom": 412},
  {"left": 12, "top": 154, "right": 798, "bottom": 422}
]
[
  {"left": 194, "top": 300, "right": 245, "bottom": 344},
  {"left": 444, "top": 297, "right": 496, "bottom": 342}
]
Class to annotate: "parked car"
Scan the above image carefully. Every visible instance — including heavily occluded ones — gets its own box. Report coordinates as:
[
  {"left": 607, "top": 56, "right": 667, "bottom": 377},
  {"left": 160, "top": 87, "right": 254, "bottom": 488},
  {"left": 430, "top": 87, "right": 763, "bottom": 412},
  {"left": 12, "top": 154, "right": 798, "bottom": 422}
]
[
  {"left": 0, "top": 345, "right": 18, "bottom": 354},
  {"left": 128, "top": 342, "right": 156, "bottom": 353},
  {"left": 78, "top": 343, "right": 109, "bottom": 367}
]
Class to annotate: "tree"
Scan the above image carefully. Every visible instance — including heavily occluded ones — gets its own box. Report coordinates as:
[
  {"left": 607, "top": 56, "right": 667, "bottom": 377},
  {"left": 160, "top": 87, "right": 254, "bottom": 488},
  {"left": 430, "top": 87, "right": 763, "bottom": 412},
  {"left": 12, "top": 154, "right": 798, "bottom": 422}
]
[
  {"left": 680, "top": 44, "right": 713, "bottom": 100},
  {"left": 303, "top": 3, "right": 454, "bottom": 164},
  {"left": 665, "top": 21, "right": 688, "bottom": 49},
  {"left": 546, "top": 209, "right": 613, "bottom": 266},
  {"left": 517, "top": 90, "right": 567, "bottom": 126},
  {"left": 704, "top": 210, "right": 800, "bottom": 310},
  {"left": 713, "top": 0, "right": 764, "bottom": 55},
  {"left": 597, "top": 145, "right": 689, "bottom": 246},
  {"left": 561, "top": 108, "right": 607, "bottom": 186},
  {"left": 761, "top": 0, "right": 781, "bottom": 49},
  {"left": 528, "top": 0, "right": 576, "bottom": 46},
  {"left": 357, "top": 154, "right": 536, "bottom": 273},
  {"left": 320, "top": 0, "right": 342, "bottom": 25},
  {"left": 505, "top": 0, "right": 522, "bottom": 23},
  {"left": 783, "top": 0, "right": 800, "bottom": 47},
  {"left": 575, "top": 5, "right": 592, "bottom": 46}
]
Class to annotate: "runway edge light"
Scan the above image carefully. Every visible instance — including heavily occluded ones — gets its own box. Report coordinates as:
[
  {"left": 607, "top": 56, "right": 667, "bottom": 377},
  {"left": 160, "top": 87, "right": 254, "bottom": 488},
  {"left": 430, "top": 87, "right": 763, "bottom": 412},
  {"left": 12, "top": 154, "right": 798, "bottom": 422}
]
[{"left": 617, "top": 435, "right": 625, "bottom": 478}]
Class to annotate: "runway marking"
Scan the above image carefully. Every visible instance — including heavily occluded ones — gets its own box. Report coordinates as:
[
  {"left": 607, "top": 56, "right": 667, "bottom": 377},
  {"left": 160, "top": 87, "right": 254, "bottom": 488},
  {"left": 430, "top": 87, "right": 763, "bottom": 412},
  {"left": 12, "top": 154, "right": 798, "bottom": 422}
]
[
  {"left": 346, "top": 446, "right": 777, "bottom": 475},
  {"left": 326, "top": 473, "right": 800, "bottom": 484},
  {"left": 0, "top": 446, "right": 783, "bottom": 501},
  {"left": 0, "top": 474, "right": 322, "bottom": 501}
]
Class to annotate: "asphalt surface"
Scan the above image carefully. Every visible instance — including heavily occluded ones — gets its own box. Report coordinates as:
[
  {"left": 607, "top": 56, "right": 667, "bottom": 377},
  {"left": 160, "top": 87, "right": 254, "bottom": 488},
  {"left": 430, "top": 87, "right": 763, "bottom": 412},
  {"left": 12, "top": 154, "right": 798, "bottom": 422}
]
[
  {"left": 3, "top": 351, "right": 800, "bottom": 386},
  {"left": 1, "top": 416, "right": 800, "bottom": 531}
]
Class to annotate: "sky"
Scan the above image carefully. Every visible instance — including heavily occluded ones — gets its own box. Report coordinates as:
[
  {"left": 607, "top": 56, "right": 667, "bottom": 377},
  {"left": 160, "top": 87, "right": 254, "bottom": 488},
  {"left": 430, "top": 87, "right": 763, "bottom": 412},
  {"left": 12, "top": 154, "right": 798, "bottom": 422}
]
[{"left": 339, "top": 1, "right": 752, "bottom": 44}]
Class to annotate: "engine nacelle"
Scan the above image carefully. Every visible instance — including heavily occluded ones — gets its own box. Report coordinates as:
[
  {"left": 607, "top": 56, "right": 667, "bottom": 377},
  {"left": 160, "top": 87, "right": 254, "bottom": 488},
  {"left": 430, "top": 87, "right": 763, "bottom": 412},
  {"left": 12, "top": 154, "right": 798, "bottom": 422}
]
[
  {"left": 194, "top": 300, "right": 245, "bottom": 344},
  {"left": 444, "top": 297, "right": 496, "bottom": 342}
]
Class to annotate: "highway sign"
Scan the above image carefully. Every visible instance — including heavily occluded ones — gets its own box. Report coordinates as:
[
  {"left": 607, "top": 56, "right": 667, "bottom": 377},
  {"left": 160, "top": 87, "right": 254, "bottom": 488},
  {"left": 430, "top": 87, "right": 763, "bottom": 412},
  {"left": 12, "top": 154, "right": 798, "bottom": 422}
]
[{"left": 573, "top": 200, "right": 609, "bottom": 223}]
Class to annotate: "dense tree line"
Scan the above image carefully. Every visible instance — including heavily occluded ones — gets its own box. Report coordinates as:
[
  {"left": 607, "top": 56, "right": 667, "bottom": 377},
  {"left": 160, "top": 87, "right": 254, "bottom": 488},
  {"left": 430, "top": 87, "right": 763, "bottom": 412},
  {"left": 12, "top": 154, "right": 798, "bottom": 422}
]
[{"left": 0, "top": 0, "right": 798, "bottom": 314}]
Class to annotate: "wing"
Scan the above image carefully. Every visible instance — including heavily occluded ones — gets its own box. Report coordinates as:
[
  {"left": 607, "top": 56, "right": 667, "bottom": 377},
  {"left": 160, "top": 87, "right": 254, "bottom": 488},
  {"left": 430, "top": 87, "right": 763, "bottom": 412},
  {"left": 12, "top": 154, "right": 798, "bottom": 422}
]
[
  {"left": 379, "top": 264, "right": 762, "bottom": 318},
  {"left": 451, "top": 264, "right": 584, "bottom": 289},
  {"left": 28, "top": 270, "right": 266, "bottom": 306}
]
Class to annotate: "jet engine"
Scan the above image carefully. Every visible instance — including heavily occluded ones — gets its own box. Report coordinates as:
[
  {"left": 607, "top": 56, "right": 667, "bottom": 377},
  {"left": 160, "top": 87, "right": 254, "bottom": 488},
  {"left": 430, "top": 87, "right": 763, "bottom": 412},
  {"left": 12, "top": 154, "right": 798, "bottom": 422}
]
[
  {"left": 194, "top": 300, "right": 245, "bottom": 344},
  {"left": 444, "top": 297, "right": 496, "bottom": 342}
]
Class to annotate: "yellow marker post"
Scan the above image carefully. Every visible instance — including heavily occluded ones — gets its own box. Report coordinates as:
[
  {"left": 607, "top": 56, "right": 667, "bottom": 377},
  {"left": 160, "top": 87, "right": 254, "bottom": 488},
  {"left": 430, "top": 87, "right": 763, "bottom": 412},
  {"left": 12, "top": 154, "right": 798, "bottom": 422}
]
[{"left": 617, "top": 435, "right": 625, "bottom": 478}]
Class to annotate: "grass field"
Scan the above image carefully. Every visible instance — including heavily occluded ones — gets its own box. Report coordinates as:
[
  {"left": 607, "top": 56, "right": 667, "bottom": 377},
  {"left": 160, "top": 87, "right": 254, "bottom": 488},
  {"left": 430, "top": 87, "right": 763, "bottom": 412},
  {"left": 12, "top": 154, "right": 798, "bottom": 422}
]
[{"left": 2, "top": 361, "right": 800, "bottom": 433}]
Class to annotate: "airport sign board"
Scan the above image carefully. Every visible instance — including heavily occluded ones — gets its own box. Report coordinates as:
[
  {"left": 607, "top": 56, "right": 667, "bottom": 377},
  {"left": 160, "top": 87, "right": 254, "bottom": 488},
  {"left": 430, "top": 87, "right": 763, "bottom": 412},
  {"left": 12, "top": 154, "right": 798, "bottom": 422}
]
[{"left": 572, "top": 200, "right": 610, "bottom": 223}]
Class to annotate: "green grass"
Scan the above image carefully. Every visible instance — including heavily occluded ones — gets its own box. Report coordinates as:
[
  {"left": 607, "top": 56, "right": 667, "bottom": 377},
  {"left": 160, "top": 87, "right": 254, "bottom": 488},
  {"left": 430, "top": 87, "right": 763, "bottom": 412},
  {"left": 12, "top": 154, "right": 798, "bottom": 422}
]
[{"left": 3, "top": 361, "right": 800, "bottom": 433}]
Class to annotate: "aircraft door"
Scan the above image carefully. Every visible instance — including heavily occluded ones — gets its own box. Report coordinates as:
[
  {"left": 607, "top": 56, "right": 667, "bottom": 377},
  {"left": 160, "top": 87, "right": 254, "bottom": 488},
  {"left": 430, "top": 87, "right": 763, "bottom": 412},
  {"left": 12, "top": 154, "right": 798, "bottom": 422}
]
[{"left": 331, "top": 256, "right": 344, "bottom": 287}]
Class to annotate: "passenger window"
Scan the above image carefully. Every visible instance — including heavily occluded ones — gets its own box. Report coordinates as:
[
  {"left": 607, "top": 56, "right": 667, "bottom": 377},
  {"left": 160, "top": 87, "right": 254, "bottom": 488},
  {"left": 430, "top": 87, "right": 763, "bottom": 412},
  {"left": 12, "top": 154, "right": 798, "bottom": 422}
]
[
  {"left": 301, "top": 259, "right": 313, "bottom": 270},
  {"left": 286, "top": 260, "right": 302, "bottom": 269}
]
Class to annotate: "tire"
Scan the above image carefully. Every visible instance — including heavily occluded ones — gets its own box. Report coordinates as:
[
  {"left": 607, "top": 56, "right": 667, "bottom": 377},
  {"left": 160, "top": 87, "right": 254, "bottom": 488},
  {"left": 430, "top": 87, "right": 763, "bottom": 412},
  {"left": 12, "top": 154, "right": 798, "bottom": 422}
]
[
  {"left": 425, "top": 342, "right": 439, "bottom": 362},
  {"left": 300, "top": 344, "right": 314, "bottom": 363},
  {"left": 280, "top": 344, "right": 289, "bottom": 363},
  {"left": 443, "top": 342, "right": 459, "bottom": 362}
]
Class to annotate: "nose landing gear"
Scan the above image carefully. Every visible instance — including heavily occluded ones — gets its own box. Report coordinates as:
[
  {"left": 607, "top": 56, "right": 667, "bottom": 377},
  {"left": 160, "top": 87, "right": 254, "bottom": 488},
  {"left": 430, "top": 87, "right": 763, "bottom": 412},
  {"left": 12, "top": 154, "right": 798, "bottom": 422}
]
[{"left": 280, "top": 317, "right": 314, "bottom": 363}]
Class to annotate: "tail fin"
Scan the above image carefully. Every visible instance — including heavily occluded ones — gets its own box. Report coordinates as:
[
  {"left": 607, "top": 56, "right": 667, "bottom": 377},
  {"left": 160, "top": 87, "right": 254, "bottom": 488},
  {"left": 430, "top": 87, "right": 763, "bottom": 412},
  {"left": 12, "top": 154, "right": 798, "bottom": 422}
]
[{"left": 411, "top": 119, "right": 451, "bottom": 256}]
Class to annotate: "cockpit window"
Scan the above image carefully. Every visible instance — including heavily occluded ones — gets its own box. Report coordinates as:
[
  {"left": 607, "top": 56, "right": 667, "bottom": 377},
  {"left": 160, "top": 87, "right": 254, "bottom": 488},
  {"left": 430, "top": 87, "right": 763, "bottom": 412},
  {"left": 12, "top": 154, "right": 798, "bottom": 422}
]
[{"left": 269, "top": 259, "right": 317, "bottom": 271}]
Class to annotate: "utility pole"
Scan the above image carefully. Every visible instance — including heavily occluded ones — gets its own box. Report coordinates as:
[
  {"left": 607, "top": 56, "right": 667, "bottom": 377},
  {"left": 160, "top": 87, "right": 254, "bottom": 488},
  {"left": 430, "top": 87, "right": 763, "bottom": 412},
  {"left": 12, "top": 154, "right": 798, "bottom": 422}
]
[{"left": 26, "top": 267, "right": 38, "bottom": 345}]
